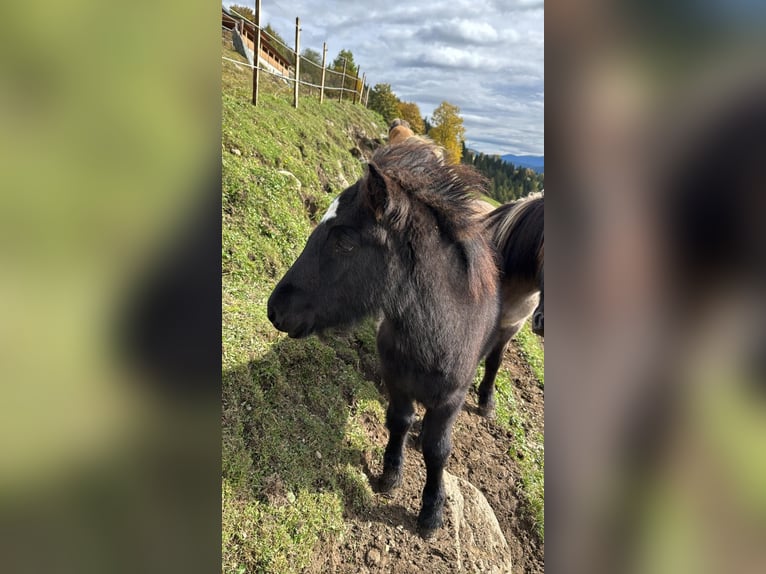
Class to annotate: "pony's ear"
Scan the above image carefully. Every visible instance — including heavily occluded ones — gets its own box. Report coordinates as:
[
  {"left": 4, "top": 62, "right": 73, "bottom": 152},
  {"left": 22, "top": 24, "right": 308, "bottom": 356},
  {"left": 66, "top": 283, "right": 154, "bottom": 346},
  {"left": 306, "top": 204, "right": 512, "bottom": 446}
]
[{"left": 365, "top": 162, "right": 391, "bottom": 221}]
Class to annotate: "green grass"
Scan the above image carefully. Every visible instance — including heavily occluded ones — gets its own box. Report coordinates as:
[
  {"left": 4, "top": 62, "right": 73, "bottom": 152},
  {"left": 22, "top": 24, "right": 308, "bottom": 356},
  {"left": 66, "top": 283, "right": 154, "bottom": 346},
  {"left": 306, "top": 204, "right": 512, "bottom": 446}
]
[
  {"left": 480, "top": 194, "right": 501, "bottom": 207},
  {"left": 222, "top": 42, "right": 389, "bottom": 573},
  {"left": 472, "top": 317, "right": 545, "bottom": 539},
  {"left": 474, "top": 357, "right": 545, "bottom": 539},
  {"left": 222, "top": 36, "right": 545, "bottom": 569},
  {"left": 515, "top": 321, "right": 545, "bottom": 387}
]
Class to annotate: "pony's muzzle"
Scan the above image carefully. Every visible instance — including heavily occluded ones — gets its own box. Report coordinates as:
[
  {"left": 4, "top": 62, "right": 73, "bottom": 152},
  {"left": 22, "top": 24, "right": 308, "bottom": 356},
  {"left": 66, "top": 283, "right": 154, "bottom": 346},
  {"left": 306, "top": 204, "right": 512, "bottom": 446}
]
[
  {"left": 532, "top": 311, "right": 544, "bottom": 337},
  {"left": 267, "top": 282, "right": 315, "bottom": 338}
]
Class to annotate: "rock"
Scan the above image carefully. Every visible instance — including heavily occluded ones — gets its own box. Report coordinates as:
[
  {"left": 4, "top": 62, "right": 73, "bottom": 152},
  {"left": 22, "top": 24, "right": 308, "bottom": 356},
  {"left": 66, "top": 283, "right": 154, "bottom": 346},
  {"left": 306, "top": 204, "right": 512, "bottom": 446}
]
[
  {"left": 277, "top": 170, "right": 301, "bottom": 190},
  {"left": 365, "top": 547, "right": 381, "bottom": 566},
  {"left": 337, "top": 174, "right": 350, "bottom": 189},
  {"left": 230, "top": 148, "right": 241, "bottom": 156},
  {"left": 442, "top": 471, "right": 513, "bottom": 573}
]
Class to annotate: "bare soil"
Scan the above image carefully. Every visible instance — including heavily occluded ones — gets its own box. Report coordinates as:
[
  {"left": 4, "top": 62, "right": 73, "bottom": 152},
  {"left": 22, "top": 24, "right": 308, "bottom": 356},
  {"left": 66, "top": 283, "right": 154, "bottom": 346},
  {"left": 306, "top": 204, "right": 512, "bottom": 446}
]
[{"left": 308, "top": 340, "right": 544, "bottom": 573}]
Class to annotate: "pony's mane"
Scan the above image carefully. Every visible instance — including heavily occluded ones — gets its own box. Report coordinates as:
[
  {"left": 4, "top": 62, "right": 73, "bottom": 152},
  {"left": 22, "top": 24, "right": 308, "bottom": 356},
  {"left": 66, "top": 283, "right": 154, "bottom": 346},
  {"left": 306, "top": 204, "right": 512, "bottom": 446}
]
[
  {"left": 487, "top": 191, "right": 544, "bottom": 282},
  {"left": 367, "top": 139, "right": 496, "bottom": 298}
]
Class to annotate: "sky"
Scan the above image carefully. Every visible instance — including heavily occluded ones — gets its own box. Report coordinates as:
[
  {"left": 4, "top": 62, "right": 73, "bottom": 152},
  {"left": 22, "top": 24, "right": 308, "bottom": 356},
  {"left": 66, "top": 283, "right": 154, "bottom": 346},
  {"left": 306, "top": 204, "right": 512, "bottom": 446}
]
[{"left": 224, "top": 1, "right": 543, "bottom": 157}]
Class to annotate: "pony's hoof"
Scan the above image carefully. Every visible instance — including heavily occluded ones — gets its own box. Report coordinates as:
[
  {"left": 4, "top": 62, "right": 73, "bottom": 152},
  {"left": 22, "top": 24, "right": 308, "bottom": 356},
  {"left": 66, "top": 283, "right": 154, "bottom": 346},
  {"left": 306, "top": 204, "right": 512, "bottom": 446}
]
[
  {"left": 377, "top": 468, "right": 402, "bottom": 493},
  {"left": 478, "top": 402, "right": 496, "bottom": 420},
  {"left": 416, "top": 511, "right": 443, "bottom": 538}
]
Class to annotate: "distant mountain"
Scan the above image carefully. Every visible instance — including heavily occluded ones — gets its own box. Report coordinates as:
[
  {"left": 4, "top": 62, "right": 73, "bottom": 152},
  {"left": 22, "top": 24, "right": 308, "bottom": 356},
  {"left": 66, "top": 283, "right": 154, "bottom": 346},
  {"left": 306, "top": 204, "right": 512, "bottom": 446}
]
[
  {"left": 462, "top": 147, "right": 545, "bottom": 204},
  {"left": 501, "top": 154, "right": 544, "bottom": 173}
]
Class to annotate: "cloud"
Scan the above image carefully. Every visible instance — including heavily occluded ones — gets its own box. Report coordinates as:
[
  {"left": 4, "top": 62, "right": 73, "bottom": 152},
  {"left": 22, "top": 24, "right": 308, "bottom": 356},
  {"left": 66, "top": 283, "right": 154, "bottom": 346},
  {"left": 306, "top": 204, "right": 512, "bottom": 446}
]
[
  {"left": 420, "top": 19, "right": 502, "bottom": 45},
  {"left": 396, "top": 47, "right": 507, "bottom": 71},
  {"left": 223, "top": 0, "right": 543, "bottom": 155}
]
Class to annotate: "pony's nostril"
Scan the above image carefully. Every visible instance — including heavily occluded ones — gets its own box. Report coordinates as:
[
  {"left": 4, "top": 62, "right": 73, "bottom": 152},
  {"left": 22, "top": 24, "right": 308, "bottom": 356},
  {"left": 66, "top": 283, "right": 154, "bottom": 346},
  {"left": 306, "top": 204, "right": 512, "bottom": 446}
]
[{"left": 268, "top": 282, "right": 297, "bottom": 328}]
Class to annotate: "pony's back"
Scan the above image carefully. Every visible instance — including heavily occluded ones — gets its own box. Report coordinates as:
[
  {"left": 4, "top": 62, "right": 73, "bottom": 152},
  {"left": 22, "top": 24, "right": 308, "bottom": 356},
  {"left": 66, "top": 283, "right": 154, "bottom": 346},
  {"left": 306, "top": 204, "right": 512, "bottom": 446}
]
[{"left": 486, "top": 192, "right": 544, "bottom": 284}]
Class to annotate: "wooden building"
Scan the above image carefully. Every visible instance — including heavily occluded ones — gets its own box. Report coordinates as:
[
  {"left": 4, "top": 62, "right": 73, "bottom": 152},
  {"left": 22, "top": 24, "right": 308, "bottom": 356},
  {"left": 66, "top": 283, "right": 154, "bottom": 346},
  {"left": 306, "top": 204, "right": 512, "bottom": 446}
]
[{"left": 222, "top": 6, "right": 292, "bottom": 78}]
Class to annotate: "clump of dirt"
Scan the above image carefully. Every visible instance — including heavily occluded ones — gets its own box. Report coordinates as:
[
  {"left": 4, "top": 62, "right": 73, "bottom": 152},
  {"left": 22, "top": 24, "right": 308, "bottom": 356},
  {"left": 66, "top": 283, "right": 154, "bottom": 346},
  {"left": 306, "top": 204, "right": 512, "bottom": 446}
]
[{"left": 307, "top": 340, "right": 544, "bottom": 573}]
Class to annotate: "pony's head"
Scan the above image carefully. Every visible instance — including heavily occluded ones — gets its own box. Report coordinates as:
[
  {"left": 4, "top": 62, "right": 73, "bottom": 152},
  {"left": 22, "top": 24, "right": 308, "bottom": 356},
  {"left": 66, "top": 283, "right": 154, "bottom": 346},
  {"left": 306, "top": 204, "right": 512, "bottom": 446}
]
[
  {"left": 267, "top": 139, "right": 494, "bottom": 338},
  {"left": 388, "top": 118, "right": 414, "bottom": 145},
  {"left": 266, "top": 168, "right": 388, "bottom": 338}
]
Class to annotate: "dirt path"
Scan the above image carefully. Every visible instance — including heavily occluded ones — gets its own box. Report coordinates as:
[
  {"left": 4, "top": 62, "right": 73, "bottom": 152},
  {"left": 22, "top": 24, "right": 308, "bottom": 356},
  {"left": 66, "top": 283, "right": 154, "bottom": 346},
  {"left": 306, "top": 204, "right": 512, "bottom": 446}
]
[{"left": 308, "top": 340, "right": 544, "bottom": 573}]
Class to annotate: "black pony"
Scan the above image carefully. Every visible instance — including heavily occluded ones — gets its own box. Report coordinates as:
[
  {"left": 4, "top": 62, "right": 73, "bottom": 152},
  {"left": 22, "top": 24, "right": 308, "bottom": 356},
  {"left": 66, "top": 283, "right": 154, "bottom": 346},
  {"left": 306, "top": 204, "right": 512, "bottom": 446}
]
[
  {"left": 268, "top": 139, "right": 500, "bottom": 535},
  {"left": 477, "top": 192, "right": 544, "bottom": 417}
]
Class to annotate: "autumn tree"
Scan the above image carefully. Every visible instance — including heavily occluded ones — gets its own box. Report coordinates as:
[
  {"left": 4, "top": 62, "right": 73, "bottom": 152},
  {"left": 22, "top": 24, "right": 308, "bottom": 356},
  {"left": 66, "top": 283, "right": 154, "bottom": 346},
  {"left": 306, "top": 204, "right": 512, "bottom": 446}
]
[
  {"left": 396, "top": 101, "right": 426, "bottom": 134},
  {"left": 428, "top": 101, "right": 466, "bottom": 164},
  {"left": 368, "top": 83, "right": 399, "bottom": 124}
]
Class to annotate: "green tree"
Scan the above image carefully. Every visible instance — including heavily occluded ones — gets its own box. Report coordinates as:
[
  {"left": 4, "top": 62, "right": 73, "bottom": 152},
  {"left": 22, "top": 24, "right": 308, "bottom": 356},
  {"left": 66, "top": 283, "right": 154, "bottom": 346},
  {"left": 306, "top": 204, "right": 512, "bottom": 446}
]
[
  {"left": 263, "top": 23, "right": 294, "bottom": 65},
  {"left": 331, "top": 49, "right": 358, "bottom": 75},
  {"left": 396, "top": 101, "right": 426, "bottom": 134},
  {"left": 302, "top": 48, "right": 322, "bottom": 66},
  {"left": 428, "top": 101, "right": 466, "bottom": 164},
  {"left": 368, "top": 83, "right": 399, "bottom": 124},
  {"left": 331, "top": 49, "right": 359, "bottom": 94},
  {"left": 228, "top": 5, "right": 255, "bottom": 23},
  {"left": 300, "top": 48, "right": 323, "bottom": 85},
  {"left": 461, "top": 147, "right": 544, "bottom": 203}
]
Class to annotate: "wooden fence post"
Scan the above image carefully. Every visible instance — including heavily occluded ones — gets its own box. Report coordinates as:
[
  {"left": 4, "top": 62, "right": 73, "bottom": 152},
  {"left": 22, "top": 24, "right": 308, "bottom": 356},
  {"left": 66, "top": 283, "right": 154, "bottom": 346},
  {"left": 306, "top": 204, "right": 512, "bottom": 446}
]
[
  {"left": 339, "top": 57, "right": 346, "bottom": 102},
  {"left": 319, "top": 42, "right": 327, "bottom": 104},
  {"left": 353, "top": 68, "right": 360, "bottom": 105},
  {"left": 252, "top": 0, "right": 262, "bottom": 105},
  {"left": 293, "top": 17, "right": 301, "bottom": 109},
  {"left": 359, "top": 73, "right": 366, "bottom": 105}
]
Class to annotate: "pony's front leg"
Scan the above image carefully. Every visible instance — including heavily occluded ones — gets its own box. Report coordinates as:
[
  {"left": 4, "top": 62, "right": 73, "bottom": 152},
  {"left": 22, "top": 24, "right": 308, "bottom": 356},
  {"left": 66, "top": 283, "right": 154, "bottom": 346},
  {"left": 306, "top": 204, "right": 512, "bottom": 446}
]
[
  {"left": 378, "top": 391, "right": 415, "bottom": 492},
  {"left": 417, "top": 403, "right": 460, "bottom": 537}
]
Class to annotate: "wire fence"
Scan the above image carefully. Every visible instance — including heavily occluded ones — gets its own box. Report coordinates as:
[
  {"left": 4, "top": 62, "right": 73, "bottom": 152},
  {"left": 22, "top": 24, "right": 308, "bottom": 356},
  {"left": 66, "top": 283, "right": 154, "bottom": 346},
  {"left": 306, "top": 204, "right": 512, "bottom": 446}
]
[{"left": 222, "top": 4, "right": 370, "bottom": 108}]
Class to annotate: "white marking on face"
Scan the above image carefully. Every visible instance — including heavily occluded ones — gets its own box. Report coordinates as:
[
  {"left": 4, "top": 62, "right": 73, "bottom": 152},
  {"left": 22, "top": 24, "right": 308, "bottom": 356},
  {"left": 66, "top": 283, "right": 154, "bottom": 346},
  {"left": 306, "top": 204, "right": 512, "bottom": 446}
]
[{"left": 320, "top": 196, "right": 340, "bottom": 223}]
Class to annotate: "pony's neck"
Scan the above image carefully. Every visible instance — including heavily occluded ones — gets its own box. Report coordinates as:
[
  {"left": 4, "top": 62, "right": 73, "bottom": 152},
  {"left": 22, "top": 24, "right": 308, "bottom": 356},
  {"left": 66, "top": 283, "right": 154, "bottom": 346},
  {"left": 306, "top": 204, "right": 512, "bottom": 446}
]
[{"left": 381, "top": 239, "right": 462, "bottom": 332}]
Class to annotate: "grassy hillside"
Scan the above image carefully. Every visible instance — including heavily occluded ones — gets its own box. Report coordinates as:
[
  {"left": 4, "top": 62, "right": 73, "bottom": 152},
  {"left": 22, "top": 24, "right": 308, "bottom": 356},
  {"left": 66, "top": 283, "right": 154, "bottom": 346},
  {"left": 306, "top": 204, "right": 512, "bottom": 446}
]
[
  {"left": 222, "top": 39, "right": 544, "bottom": 572},
  {"left": 221, "top": 46, "right": 392, "bottom": 573}
]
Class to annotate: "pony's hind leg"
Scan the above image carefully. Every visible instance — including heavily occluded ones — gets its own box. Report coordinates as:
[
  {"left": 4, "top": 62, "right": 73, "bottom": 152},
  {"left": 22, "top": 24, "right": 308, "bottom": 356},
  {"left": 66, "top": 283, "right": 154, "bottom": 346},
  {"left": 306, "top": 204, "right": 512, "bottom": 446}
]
[
  {"left": 417, "top": 402, "right": 460, "bottom": 537},
  {"left": 478, "top": 340, "right": 508, "bottom": 418},
  {"left": 478, "top": 325, "right": 519, "bottom": 418},
  {"left": 378, "top": 391, "right": 415, "bottom": 493}
]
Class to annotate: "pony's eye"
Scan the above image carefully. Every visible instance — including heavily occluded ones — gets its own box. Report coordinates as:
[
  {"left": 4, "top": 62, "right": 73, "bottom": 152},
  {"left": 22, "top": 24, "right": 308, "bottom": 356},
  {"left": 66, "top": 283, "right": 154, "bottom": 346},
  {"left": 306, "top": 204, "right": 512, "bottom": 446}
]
[
  {"left": 331, "top": 226, "right": 358, "bottom": 254},
  {"left": 335, "top": 236, "right": 355, "bottom": 253}
]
